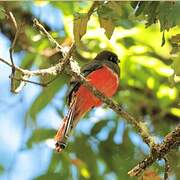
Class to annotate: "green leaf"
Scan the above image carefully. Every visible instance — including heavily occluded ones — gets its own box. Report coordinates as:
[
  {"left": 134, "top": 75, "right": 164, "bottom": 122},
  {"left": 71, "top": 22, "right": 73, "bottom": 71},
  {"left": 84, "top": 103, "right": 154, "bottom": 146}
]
[
  {"left": 36, "top": 173, "right": 65, "bottom": 180},
  {"left": 91, "top": 120, "right": 108, "bottom": 136},
  {"left": 12, "top": 53, "right": 36, "bottom": 92},
  {"left": 51, "top": 2, "right": 75, "bottom": 15},
  {"left": 121, "top": 37, "right": 135, "bottom": 48},
  {"left": 99, "top": 128, "right": 136, "bottom": 178},
  {"left": 98, "top": 17, "right": 115, "bottom": 39},
  {"left": 161, "top": 31, "right": 165, "bottom": 47},
  {"left": 28, "top": 75, "right": 68, "bottom": 120},
  {"left": 145, "top": 2, "right": 159, "bottom": 25},
  {"left": 108, "top": 1, "right": 122, "bottom": 16},
  {"left": 27, "top": 129, "right": 56, "bottom": 148},
  {"left": 158, "top": 2, "right": 180, "bottom": 31},
  {"left": 130, "top": 1, "right": 139, "bottom": 9},
  {"left": 0, "top": 165, "right": 4, "bottom": 174},
  {"left": 72, "top": 136, "right": 98, "bottom": 177},
  {"left": 0, "top": 6, "right": 5, "bottom": 20},
  {"left": 11, "top": 71, "right": 23, "bottom": 93},
  {"left": 73, "top": 13, "right": 89, "bottom": 46},
  {"left": 131, "top": 1, "right": 180, "bottom": 32},
  {"left": 21, "top": 53, "right": 37, "bottom": 69},
  {"left": 171, "top": 56, "right": 180, "bottom": 76},
  {"left": 97, "top": 3, "right": 117, "bottom": 19},
  {"left": 134, "top": 2, "right": 146, "bottom": 17},
  {"left": 168, "top": 74, "right": 175, "bottom": 88}
]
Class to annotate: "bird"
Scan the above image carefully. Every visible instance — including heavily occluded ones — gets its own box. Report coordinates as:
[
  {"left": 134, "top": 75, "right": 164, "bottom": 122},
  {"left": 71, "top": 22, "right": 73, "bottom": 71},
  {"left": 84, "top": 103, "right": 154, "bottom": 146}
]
[{"left": 54, "top": 50, "right": 120, "bottom": 152}]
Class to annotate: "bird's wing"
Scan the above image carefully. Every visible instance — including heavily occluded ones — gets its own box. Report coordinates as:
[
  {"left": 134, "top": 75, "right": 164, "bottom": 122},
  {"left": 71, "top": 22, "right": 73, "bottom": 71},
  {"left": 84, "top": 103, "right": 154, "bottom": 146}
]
[{"left": 66, "top": 61, "right": 103, "bottom": 106}]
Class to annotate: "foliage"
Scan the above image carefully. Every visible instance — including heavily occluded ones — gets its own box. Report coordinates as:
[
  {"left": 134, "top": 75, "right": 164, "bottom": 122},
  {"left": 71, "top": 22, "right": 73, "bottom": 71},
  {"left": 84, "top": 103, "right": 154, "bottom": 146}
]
[
  {"left": 131, "top": 1, "right": 180, "bottom": 31},
  {"left": 0, "top": 1, "right": 179, "bottom": 180},
  {"left": 0, "top": 165, "right": 4, "bottom": 174}
]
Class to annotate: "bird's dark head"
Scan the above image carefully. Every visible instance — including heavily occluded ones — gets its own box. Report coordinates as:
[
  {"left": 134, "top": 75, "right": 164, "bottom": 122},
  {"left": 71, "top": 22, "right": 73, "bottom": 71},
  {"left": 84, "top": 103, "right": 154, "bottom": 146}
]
[{"left": 95, "top": 50, "right": 120, "bottom": 64}]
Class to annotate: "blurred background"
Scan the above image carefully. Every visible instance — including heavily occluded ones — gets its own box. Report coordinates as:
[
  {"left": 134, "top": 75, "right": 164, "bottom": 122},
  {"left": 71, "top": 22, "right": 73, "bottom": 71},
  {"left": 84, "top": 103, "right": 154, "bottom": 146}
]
[{"left": 0, "top": 1, "right": 179, "bottom": 180}]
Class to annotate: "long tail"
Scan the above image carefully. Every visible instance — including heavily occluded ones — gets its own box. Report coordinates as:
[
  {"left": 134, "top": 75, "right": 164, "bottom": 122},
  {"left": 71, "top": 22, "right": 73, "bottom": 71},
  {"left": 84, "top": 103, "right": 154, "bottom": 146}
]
[{"left": 54, "top": 98, "right": 77, "bottom": 152}]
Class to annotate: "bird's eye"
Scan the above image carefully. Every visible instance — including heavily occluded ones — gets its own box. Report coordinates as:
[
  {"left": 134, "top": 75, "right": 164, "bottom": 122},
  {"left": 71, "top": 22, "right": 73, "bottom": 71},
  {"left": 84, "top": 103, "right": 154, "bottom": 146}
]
[{"left": 109, "top": 56, "right": 117, "bottom": 62}]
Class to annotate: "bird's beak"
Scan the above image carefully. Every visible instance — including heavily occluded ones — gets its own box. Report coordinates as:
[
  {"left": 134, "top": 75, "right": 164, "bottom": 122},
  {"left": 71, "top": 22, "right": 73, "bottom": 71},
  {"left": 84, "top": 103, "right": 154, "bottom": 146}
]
[{"left": 118, "top": 59, "right": 120, "bottom": 63}]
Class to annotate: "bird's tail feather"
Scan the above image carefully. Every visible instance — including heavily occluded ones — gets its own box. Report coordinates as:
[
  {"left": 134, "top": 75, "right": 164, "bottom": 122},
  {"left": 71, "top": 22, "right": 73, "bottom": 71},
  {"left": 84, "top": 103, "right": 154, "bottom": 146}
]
[{"left": 54, "top": 98, "right": 77, "bottom": 152}]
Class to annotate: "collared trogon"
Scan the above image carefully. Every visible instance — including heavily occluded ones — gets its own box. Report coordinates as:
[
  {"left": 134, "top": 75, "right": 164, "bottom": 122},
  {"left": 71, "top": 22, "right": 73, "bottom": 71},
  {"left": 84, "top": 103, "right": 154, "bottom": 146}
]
[{"left": 54, "top": 50, "right": 120, "bottom": 152}]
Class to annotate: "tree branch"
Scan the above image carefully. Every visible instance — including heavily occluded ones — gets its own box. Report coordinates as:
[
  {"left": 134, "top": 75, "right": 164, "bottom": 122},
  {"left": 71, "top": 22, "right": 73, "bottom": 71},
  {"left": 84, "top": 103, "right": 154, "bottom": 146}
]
[
  {"left": 128, "top": 125, "right": 180, "bottom": 177},
  {"left": 164, "top": 156, "right": 170, "bottom": 180},
  {"left": 8, "top": 11, "right": 20, "bottom": 92},
  {"left": 1, "top": 3, "right": 179, "bottom": 178},
  {"left": 0, "top": 43, "right": 75, "bottom": 76}
]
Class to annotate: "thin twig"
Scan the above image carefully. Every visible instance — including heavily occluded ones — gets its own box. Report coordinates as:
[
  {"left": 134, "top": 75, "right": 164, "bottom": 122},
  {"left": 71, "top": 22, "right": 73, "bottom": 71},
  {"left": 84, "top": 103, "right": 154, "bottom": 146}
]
[
  {"left": 33, "top": 18, "right": 64, "bottom": 54},
  {"left": 0, "top": 58, "right": 26, "bottom": 74},
  {"left": 87, "top": 1, "right": 100, "bottom": 16},
  {"left": 164, "top": 156, "right": 170, "bottom": 180},
  {"left": 43, "top": 76, "right": 60, "bottom": 86},
  {"left": 9, "top": 75, "right": 46, "bottom": 87},
  {"left": 0, "top": 40, "right": 73, "bottom": 76},
  {"left": 9, "top": 11, "right": 20, "bottom": 92},
  {"left": 9, "top": 75, "right": 61, "bottom": 87},
  {"left": 128, "top": 125, "right": 180, "bottom": 177}
]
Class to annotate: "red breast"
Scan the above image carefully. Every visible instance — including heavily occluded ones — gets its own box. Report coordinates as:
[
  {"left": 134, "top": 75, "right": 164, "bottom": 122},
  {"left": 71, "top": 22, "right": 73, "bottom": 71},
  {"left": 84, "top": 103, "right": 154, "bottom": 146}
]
[{"left": 74, "top": 65, "right": 119, "bottom": 119}]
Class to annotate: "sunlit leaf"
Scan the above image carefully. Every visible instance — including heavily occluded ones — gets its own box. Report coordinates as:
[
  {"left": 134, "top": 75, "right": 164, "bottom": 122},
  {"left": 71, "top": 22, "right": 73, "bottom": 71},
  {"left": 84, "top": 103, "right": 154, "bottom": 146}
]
[
  {"left": 97, "top": 2, "right": 121, "bottom": 30},
  {"left": 27, "top": 129, "right": 56, "bottom": 148},
  {"left": 170, "top": 107, "right": 180, "bottom": 117},
  {"left": 0, "top": 6, "right": 5, "bottom": 20},
  {"left": 34, "top": 0, "right": 49, "bottom": 7},
  {"left": 71, "top": 158, "right": 90, "bottom": 178},
  {"left": 108, "top": 1, "right": 122, "bottom": 16},
  {"left": 98, "top": 17, "right": 115, "bottom": 39},
  {"left": 171, "top": 56, "right": 180, "bottom": 76},
  {"left": 73, "top": 13, "right": 89, "bottom": 46},
  {"left": 52, "top": 2, "right": 75, "bottom": 15}
]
